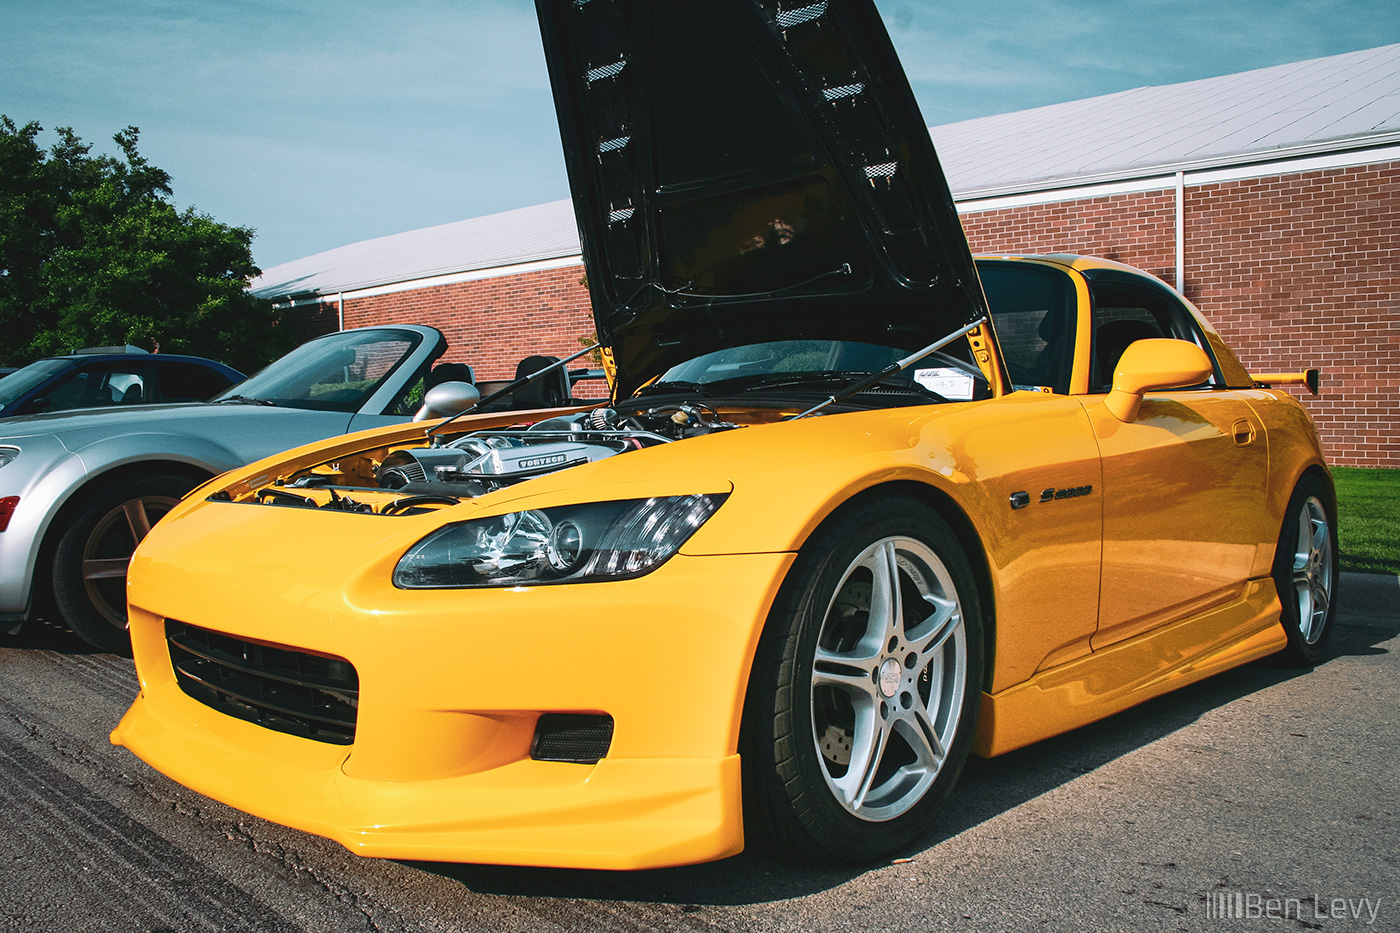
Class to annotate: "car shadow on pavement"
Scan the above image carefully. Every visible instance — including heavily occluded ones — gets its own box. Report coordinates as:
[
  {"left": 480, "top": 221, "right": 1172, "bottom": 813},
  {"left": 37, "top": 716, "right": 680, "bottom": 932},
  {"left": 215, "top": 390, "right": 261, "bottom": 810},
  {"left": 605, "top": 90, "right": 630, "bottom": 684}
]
[
  {"left": 0, "top": 616, "right": 106, "bottom": 655},
  {"left": 406, "top": 612, "right": 1396, "bottom": 906},
  {"left": 932, "top": 612, "right": 1394, "bottom": 836}
]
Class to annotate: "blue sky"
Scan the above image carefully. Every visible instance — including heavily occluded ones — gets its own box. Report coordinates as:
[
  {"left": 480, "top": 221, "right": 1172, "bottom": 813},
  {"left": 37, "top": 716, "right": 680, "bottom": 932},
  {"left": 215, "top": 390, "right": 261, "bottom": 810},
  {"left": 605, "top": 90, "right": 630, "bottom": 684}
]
[{"left": 4, "top": 1, "right": 1398, "bottom": 270}]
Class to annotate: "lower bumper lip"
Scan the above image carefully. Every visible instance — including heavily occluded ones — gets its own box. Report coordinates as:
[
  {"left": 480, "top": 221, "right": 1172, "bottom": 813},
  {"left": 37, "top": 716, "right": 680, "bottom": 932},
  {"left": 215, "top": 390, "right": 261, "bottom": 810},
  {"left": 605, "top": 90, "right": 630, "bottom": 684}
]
[{"left": 113, "top": 692, "right": 744, "bottom": 869}]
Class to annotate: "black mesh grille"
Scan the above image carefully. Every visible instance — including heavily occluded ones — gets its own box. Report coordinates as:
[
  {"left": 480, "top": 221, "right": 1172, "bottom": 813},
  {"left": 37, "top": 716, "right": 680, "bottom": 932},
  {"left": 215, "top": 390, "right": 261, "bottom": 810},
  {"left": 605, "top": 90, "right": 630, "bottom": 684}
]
[
  {"left": 531, "top": 713, "right": 614, "bottom": 763},
  {"left": 166, "top": 620, "right": 359, "bottom": 745}
]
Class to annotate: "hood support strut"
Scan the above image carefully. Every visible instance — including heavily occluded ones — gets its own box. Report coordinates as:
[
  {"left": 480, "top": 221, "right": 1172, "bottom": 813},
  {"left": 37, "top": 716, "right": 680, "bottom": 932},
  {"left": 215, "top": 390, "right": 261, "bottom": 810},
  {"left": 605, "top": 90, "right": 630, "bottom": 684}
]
[{"left": 790, "top": 317, "right": 988, "bottom": 420}]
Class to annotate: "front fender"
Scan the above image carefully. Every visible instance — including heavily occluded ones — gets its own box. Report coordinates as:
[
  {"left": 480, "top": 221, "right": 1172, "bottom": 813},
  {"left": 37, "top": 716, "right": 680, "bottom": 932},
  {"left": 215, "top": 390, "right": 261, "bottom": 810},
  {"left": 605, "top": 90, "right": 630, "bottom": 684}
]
[
  {"left": 66, "top": 431, "right": 245, "bottom": 481},
  {"left": 0, "top": 432, "right": 240, "bottom": 620},
  {"left": 660, "top": 392, "right": 1105, "bottom": 692}
]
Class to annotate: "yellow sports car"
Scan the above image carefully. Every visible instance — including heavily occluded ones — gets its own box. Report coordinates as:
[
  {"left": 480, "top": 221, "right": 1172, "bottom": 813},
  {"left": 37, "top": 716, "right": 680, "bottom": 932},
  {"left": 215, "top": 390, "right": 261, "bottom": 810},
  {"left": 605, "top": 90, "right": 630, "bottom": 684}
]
[{"left": 112, "top": 0, "right": 1335, "bottom": 870}]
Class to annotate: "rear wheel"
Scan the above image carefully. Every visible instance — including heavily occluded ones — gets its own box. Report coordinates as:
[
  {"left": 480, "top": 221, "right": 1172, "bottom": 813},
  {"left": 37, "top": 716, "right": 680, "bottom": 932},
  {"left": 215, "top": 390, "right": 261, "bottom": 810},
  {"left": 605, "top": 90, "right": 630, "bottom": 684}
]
[
  {"left": 741, "top": 497, "right": 983, "bottom": 863},
  {"left": 1271, "top": 474, "right": 1338, "bottom": 666},
  {"left": 51, "top": 474, "right": 195, "bottom": 653}
]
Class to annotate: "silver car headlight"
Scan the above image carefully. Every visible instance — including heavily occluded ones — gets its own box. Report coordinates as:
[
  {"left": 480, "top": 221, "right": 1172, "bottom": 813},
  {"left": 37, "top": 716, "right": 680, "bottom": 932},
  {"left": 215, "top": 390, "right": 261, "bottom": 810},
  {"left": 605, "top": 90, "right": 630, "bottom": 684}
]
[
  {"left": 393, "top": 494, "right": 728, "bottom": 589},
  {"left": 0, "top": 447, "right": 16, "bottom": 469}
]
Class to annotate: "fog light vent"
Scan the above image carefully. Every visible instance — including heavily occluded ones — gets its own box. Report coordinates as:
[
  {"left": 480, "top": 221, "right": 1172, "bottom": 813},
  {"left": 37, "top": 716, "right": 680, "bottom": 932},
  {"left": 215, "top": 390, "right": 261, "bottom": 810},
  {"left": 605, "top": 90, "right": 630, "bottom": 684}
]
[{"left": 531, "top": 713, "right": 614, "bottom": 764}]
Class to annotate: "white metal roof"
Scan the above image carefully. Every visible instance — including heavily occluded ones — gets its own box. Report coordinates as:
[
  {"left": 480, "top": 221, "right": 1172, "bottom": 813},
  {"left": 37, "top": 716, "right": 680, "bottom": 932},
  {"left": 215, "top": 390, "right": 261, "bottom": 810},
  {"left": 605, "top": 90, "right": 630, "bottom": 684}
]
[
  {"left": 253, "top": 42, "right": 1400, "bottom": 301},
  {"left": 252, "top": 199, "right": 582, "bottom": 300},
  {"left": 936, "top": 42, "right": 1400, "bottom": 198}
]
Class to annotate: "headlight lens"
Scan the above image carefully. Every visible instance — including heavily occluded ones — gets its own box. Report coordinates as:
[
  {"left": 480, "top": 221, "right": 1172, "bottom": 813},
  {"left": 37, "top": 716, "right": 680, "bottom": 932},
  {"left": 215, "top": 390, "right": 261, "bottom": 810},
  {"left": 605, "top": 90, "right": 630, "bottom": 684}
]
[
  {"left": 393, "top": 493, "right": 727, "bottom": 589},
  {"left": 0, "top": 447, "right": 16, "bottom": 469}
]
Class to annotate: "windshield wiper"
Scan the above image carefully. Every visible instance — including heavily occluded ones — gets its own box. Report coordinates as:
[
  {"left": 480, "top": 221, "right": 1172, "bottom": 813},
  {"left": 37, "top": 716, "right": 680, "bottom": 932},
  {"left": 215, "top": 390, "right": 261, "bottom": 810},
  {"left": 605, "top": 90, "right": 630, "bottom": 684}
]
[
  {"left": 633, "top": 379, "right": 709, "bottom": 397},
  {"left": 734, "top": 371, "right": 867, "bottom": 392},
  {"left": 789, "top": 317, "right": 989, "bottom": 420},
  {"left": 217, "top": 395, "right": 277, "bottom": 406}
]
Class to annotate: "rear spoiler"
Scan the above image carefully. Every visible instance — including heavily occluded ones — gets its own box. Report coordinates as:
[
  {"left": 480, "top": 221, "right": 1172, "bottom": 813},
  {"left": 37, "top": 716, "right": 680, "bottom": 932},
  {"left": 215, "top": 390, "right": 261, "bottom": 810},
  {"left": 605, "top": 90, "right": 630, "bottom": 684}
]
[{"left": 1253, "top": 369, "right": 1320, "bottom": 394}]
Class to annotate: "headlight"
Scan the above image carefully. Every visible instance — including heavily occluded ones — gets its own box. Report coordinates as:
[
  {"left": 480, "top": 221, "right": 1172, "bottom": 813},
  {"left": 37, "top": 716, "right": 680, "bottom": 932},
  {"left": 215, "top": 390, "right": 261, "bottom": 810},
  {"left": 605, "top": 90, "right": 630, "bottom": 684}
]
[
  {"left": 0, "top": 447, "right": 16, "bottom": 469},
  {"left": 393, "top": 494, "right": 727, "bottom": 589}
]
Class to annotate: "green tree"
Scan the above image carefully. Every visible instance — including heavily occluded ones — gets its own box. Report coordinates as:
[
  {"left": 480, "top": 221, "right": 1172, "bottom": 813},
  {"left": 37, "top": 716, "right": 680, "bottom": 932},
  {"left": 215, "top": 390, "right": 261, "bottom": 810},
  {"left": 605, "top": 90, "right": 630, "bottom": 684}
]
[{"left": 0, "top": 117, "right": 290, "bottom": 372}]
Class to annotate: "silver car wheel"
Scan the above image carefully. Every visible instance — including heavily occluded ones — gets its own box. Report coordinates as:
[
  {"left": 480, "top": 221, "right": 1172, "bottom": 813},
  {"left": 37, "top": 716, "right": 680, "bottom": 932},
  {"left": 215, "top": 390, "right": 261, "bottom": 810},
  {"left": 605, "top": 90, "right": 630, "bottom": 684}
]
[
  {"left": 53, "top": 472, "right": 195, "bottom": 652},
  {"left": 1291, "top": 495, "right": 1334, "bottom": 645},
  {"left": 80, "top": 493, "right": 181, "bottom": 629},
  {"left": 810, "top": 535, "right": 967, "bottom": 822}
]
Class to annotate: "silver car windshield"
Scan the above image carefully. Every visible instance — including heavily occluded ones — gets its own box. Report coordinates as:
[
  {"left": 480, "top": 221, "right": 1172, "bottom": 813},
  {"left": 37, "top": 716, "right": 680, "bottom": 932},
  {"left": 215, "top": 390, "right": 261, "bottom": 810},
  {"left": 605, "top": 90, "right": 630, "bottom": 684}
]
[
  {"left": 216, "top": 329, "right": 424, "bottom": 412},
  {"left": 0, "top": 358, "right": 71, "bottom": 407}
]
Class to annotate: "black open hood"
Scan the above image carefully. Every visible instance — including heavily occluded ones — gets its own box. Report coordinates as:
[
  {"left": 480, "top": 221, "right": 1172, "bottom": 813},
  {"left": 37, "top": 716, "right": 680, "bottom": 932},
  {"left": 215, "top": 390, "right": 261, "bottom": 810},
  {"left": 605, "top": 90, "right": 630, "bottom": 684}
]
[{"left": 536, "top": 0, "right": 989, "bottom": 398}]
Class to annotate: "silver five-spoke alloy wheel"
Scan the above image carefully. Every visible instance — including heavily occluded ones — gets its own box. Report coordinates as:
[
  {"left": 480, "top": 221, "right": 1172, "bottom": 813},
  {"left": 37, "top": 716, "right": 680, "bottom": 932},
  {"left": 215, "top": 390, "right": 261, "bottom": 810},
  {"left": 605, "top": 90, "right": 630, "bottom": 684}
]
[
  {"left": 1271, "top": 474, "right": 1338, "bottom": 666},
  {"left": 52, "top": 473, "right": 196, "bottom": 653},
  {"left": 810, "top": 535, "right": 967, "bottom": 822},
  {"left": 1290, "top": 494, "right": 1334, "bottom": 645},
  {"left": 742, "top": 496, "right": 982, "bottom": 862},
  {"left": 80, "top": 492, "right": 181, "bottom": 629}
]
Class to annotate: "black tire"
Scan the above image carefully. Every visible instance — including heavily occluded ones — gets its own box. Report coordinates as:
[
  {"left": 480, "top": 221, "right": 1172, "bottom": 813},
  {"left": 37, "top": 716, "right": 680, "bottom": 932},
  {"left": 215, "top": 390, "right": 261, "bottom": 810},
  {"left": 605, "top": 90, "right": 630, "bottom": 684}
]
[
  {"left": 1271, "top": 473, "right": 1339, "bottom": 666},
  {"left": 740, "top": 496, "right": 984, "bottom": 863},
  {"left": 51, "top": 473, "right": 195, "bottom": 654}
]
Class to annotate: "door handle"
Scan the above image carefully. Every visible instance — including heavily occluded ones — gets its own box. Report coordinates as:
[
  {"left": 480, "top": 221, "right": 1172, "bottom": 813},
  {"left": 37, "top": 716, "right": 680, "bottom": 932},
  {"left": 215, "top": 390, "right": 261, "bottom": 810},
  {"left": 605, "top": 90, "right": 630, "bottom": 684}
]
[{"left": 1232, "top": 418, "right": 1256, "bottom": 446}]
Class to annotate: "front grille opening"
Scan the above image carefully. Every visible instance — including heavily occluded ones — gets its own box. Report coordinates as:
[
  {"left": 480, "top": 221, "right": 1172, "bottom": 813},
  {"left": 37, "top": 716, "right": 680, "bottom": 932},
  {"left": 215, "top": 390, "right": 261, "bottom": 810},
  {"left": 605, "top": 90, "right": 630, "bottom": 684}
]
[
  {"left": 166, "top": 620, "right": 359, "bottom": 745},
  {"left": 531, "top": 713, "right": 614, "bottom": 764}
]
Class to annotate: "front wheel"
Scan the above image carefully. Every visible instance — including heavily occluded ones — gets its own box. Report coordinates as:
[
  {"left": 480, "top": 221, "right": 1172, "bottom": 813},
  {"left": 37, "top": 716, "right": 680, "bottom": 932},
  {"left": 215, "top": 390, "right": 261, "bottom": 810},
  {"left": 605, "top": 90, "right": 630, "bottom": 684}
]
[
  {"left": 1271, "top": 473, "right": 1339, "bottom": 666},
  {"left": 51, "top": 473, "right": 195, "bottom": 653},
  {"left": 741, "top": 496, "right": 984, "bottom": 863}
]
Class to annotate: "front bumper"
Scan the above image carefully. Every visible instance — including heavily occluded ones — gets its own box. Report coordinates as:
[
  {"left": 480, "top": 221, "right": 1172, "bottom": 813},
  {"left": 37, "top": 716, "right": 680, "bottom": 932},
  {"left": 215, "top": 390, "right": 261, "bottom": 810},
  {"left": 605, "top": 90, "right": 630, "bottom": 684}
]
[{"left": 111, "top": 503, "right": 793, "bottom": 869}]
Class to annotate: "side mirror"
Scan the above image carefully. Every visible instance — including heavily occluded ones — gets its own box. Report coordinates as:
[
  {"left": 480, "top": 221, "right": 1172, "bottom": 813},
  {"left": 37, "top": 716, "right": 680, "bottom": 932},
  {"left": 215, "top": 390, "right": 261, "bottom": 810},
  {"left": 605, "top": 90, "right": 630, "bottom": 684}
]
[
  {"left": 413, "top": 381, "right": 481, "bottom": 422},
  {"left": 20, "top": 397, "right": 51, "bottom": 415},
  {"left": 1104, "top": 339, "right": 1213, "bottom": 422}
]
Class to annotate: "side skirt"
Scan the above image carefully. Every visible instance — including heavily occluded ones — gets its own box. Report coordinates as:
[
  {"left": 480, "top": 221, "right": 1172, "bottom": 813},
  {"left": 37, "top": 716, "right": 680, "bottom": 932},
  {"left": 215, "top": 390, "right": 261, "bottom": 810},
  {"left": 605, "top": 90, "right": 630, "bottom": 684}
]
[{"left": 973, "top": 578, "right": 1286, "bottom": 757}]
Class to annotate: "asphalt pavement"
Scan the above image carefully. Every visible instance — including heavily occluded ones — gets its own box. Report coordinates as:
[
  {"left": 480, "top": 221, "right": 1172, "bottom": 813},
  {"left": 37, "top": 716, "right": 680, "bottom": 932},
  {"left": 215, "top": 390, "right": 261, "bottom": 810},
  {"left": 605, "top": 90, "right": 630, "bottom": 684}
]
[{"left": 1, "top": 573, "right": 1396, "bottom": 932}]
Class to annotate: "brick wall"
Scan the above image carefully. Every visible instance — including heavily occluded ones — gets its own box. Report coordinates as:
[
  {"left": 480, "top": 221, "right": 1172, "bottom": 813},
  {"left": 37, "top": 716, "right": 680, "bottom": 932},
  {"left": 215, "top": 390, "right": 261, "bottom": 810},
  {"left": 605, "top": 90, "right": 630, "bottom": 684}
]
[
  {"left": 961, "top": 161, "right": 1400, "bottom": 467},
  {"left": 278, "top": 300, "right": 340, "bottom": 350},
  {"left": 285, "top": 265, "right": 600, "bottom": 391},
  {"left": 280, "top": 161, "right": 1398, "bottom": 467}
]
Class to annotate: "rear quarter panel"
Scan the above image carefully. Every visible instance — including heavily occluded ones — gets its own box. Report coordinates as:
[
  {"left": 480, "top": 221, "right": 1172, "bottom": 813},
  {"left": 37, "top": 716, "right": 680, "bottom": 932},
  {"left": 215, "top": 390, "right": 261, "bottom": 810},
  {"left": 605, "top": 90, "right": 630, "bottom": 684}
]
[{"left": 1242, "top": 387, "right": 1333, "bottom": 574}]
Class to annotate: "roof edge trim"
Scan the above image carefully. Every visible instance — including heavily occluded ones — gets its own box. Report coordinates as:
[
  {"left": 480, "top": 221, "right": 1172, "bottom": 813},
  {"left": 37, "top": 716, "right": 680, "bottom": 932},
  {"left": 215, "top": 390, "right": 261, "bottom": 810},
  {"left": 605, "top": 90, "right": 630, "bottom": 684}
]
[
  {"left": 952, "top": 133, "right": 1400, "bottom": 204},
  {"left": 956, "top": 140, "right": 1400, "bottom": 214},
  {"left": 266, "top": 255, "right": 585, "bottom": 308}
]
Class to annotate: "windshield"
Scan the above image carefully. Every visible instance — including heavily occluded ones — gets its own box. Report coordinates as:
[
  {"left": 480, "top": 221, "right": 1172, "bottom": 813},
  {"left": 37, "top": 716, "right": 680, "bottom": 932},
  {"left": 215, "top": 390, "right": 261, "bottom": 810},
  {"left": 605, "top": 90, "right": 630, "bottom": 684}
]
[
  {"left": 217, "top": 329, "right": 423, "bottom": 412},
  {"left": 652, "top": 339, "right": 983, "bottom": 401},
  {"left": 0, "top": 358, "right": 71, "bottom": 407}
]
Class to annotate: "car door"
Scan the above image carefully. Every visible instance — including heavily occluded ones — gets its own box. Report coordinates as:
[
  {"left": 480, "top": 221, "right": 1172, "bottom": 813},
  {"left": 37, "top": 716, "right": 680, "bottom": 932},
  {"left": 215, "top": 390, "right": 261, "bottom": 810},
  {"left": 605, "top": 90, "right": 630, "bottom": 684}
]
[
  {"left": 978, "top": 259, "right": 1104, "bottom": 674},
  {"left": 1076, "top": 273, "right": 1273, "bottom": 649}
]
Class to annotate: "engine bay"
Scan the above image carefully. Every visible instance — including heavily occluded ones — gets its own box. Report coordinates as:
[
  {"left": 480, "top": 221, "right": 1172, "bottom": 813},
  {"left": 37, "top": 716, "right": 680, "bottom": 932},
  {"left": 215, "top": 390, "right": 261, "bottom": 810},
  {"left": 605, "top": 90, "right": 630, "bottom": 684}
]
[
  {"left": 218, "top": 401, "right": 768, "bottom": 516},
  {"left": 215, "top": 334, "right": 991, "bottom": 517},
  {"left": 380, "top": 401, "right": 747, "bottom": 495}
]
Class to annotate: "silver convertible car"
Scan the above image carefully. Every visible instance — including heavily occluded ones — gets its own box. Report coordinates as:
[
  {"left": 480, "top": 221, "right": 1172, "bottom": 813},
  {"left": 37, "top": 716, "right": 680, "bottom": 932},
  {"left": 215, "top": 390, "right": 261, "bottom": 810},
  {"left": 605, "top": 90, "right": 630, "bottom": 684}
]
[{"left": 0, "top": 325, "right": 463, "bottom": 652}]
